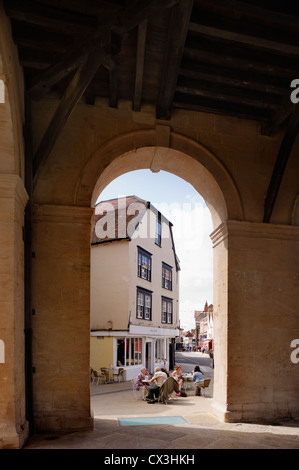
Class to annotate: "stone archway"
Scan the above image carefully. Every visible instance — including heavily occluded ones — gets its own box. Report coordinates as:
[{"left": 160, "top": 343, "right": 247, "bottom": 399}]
[
  {"left": 75, "top": 127, "right": 243, "bottom": 230},
  {"left": 90, "top": 147, "right": 228, "bottom": 229},
  {"left": 75, "top": 127, "right": 243, "bottom": 423},
  {"left": 28, "top": 124, "right": 299, "bottom": 436}
]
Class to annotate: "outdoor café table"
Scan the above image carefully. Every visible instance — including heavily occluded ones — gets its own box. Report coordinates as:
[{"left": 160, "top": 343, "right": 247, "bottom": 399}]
[
  {"left": 102, "top": 368, "right": 114, "bottom": 382},
  {"left": 182, "top": 373, "right": 193, "bottom": 390},
  {"left": 142, "top": 379, "right": 151, "bottom": 386}
]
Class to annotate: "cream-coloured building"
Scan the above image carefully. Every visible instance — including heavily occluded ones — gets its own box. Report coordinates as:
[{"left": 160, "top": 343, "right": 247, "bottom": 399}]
[{"left": 90, "top": 196, "right": 180, "bottom": 380}]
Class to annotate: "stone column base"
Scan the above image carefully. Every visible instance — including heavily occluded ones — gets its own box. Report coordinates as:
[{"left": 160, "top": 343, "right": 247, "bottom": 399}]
[{"left": 0, "top": 421, "right": 29, "bottom": 449}]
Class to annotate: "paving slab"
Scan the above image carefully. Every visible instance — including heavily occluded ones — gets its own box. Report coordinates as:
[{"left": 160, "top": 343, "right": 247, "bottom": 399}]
[{"left": 23, "top": 381, "right": 299, "bottom": 450}]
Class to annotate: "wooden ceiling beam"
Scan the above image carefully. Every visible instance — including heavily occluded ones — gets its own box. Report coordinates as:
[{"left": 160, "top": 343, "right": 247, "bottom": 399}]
[
  {"left": 183, "top": 47, "right": 299, "bottom": 79},
  {"left": 27, "top": 30, "right": 118, "bottom": 100},
  {"left": 35, "top": 0, "right": 124, "bottom": 17},
  {"left": 12, "top": 30, "right": 72, "bottom": 53},
  {"left": 179, "top": 66, "right": 287, "bottom": 97},
  {"left": 173, "top": 97, "right": 272, "bottom": 121},
  {"left": 27, "top": 0, "right": 176, "bottom": 101},
  {"left": 156, "top": 0, "right": 194, "bottom": 119},
  {"left": 263, "top": 106, "right": 299, "bottom": 223},
  {"left": 261, "top": 99, "right": 297, "bottom": 136},
  {"left": 118, "top": 0, "right": 180, "bottom": 34},
  {"left": 188, "top": 23, "right": 299, "bottom": 56},
  {"left": 175, "top": 84, "right": 278, "bottom": 111},
  {"left": 104, "top": 56, "right": 118, "bottom": 108},
  {"left": 28, "top": 0, "right": 183, "bottom": 182},
  {"left": 177, "top": 73, "right": 285, "bottom": 103},
  {"left": 193, "top": 0, "right": 299, "bottom": 33},
  {"left": 32, "top": 49, "right": 106, "bottom": 180},
  {"left": 4, "top": 0, "right": 97, "bottom": 34},
  {"left": 84, "top": 83, "right": 96, "bottom": 106},
  {"left": 133, "top": 19, "right": 147, "bottom": 112},
  {"left": 108, "top": 67, "right": 118, "bottom": 108}
]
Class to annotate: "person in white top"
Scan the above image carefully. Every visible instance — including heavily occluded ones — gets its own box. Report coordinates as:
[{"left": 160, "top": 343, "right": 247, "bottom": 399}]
[
  {"left": 172, "top": 364, "right": 183, "bottom": 396},
  {"left": 147, "top": 367, "right": 167, "bottom": 403}
]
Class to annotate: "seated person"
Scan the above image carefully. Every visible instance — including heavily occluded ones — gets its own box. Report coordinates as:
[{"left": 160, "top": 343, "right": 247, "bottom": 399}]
[
  {"left": 147, "top": 367, "right": 167, "bottom": 403},
  {"left": 172, "top": 364, "right": 183, "bottom": 396},
  {"left": 134, "top": 367, "right": 151, "bottom": 399},
  {"left": 159, "top": 376, "right": 179, "bottom": 403},
  {"left": 192, "top": 365, "right": 204, "bottom": 396},
  {"left": 161, "top": 367, "right": 169, "bottom": 377}
]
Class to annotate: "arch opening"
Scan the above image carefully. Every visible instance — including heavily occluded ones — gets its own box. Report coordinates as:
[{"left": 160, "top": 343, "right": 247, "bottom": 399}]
[
  {"left": 75, "top": 129, "right": 243, "bottom": 228},
  {"left": 91, "top": 147, "right": 228, "bottom": 230},
  {"left": 88, "top": 143, "right": 231, "bottom": 420}
]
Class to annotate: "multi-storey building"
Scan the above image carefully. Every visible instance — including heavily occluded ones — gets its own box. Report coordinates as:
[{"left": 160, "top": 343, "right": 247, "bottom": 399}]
[
  {"left": 194, "top": 301, "right": 213, "bottom": 351},
  {"left": 90, "top": 196, "right": 180, "bottom": 380}
]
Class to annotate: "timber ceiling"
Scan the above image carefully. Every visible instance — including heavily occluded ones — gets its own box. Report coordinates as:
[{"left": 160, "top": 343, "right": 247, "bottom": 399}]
[{"left": 3, "top": 0, "right": 299, "bottom": 221}]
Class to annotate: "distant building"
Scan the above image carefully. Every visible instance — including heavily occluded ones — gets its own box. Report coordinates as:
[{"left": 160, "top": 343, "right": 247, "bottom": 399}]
[
  {"left": 90, "top": 196, "right": 180, "bottom": 379},
  {"left": 194, "top": 301, "right": 213, "bottom": 351},
  {"left": 175, "top": 327, "right": 185, "bottom": 350},
  {"left": 183, "top": 330, "right": 195, "bottom": 350}
]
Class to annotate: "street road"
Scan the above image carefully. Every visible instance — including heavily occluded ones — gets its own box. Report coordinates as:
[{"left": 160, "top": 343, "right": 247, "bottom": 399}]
[
  {"left": 174, "top": 350, "right": 214, "bottom": 397},
  {"left": 175, "top": 351, "right": 214, "bottom": 377}
]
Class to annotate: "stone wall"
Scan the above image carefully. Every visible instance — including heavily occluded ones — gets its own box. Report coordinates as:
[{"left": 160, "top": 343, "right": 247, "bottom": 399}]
[
  {"left": 0, "top": 2, "right": 28, "bottom": 448},
  {"left": 29, "top": 96, "right": 298, "bottom": 430},
  {"left": 211, "top": 221, "right": 299, "bottom": 422},
  {"left": 31, "top": 204, "right": 93, "bottom": 432},
  {"left": 0, "top": 5, "right": 298, "bottom": 445}
]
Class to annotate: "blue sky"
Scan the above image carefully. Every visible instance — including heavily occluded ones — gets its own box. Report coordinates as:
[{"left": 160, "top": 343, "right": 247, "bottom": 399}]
[
  {"left": 97, "top": 169, "right": 213, "bottom": 330},
  {"left": 97, "top": 169, "right": 207, "bottom": 208}
]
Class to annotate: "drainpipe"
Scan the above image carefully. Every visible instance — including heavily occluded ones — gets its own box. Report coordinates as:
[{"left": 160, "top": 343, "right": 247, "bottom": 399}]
[{"left": 23, "top": 92, "right": 34, "bottom": 432}]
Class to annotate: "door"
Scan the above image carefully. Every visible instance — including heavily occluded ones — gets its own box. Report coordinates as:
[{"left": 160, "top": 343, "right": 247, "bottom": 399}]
[{"left": 145, "top": 342, "right": 153, "bottom": 373}]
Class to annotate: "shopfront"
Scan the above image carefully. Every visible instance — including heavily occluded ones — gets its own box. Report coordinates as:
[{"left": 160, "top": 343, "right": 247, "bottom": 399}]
[{"left": 113, "top": 324, "right": 179, "bottom": 380}]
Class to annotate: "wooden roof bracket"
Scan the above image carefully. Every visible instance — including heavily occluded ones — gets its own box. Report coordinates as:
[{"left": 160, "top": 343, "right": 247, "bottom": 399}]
[{"left": 263, "top": 106, "right": 299, "bottom": 223}]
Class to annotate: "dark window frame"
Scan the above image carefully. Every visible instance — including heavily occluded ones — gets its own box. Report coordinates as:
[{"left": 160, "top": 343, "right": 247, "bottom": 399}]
[
  {"left": 155, "top": 212, "right": 162, "bottom": 247},
  {"left": 136, "top": 287, "right": 152, "bottom": 321},
  {"left": 161, "top": 296, "right": 173, "bottom": 324},
  {"left": 137, "top": 247, "right": 152, "bottom": 282},
  {"left": 162, "top": 262, "right": 172, "bottom": 290}
]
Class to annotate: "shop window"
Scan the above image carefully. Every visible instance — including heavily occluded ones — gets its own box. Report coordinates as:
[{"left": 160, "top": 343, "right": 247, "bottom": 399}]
[
  {"left": 155, "top": 339, "right": 167, "bottom": 363},
  {"left": 125, "top": 337, "right": 143, "bottom": 366}
]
